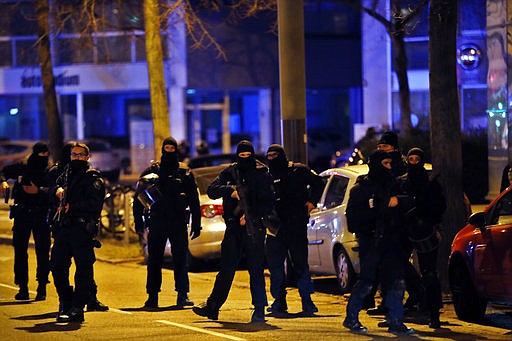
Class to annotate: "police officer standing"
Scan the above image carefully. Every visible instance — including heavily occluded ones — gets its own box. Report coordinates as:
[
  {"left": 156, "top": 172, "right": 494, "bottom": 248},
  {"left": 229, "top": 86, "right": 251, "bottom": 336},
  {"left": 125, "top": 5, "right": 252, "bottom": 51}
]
[
  {"left": 133, "top": 136, "right": 201, "bottom": 309},
  {"left": 193, "top": 140, "right": 275, "bottom": 322},
  {"left": 51, "top": 142, "right": 105, "bottom": 323},
  {"left": 48, "top": 142, "right": 109, "bottom": 312},
  {"left": 265, "top": 144, "right": 324, "bottom": 314},
  {"left": 1, "top": 142, "right": 51, "bottom": 301},
  {"left": 343, "top": 150, "right": 414, "bottom": 335}
]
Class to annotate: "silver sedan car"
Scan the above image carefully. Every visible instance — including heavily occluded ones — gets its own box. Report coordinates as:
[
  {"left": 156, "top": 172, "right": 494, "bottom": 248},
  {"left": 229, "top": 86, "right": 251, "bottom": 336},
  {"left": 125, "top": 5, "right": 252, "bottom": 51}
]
[
  {"left": 307, "top": 163, "right": 431, "bottom": 294},
  {"left": 307, "top": 164, "right": 367, "bottom": 294}
]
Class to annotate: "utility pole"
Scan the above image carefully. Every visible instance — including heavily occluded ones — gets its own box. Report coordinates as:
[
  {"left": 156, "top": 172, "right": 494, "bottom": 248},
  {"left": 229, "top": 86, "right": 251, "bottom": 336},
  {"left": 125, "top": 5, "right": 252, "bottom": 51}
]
[{"left": 277, "top": 0, "right": 307, "bottom": 164}]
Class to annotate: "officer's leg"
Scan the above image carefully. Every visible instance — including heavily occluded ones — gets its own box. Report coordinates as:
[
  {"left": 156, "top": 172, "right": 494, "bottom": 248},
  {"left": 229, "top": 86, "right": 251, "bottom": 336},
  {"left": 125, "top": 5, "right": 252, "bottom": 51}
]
[
  {"left": 32, "top": 213, "right": 51, "bottom": 300},
  {"left": 288, "top": 228, "right": 317, "bottom": 313},
  {"left": 345, "top": 236, "right": 379, "bottom": 325},
  {"left": 418, "top": 250, "right": 442, "bottom": 327},
  {"left": 265, "top": 234, "right": 287, "bottom": 302},
  {"left": 12, "top": 213, "right": 31, "bottom": 299},
  {"left": 208, "top": 225, "right": 243, "bottom": 308},
  {"left": 169, "top": 224, "right": 192, "bottom": 306},
  {"left": 50, "top": 234, "right": 73, "bottom": 311},
  {"left": 71, "top": 230, "right": 95, "bottom": 310},
  {"left": 146, "top": 226, "right": 167, "bottom": 296},
  {"left": 244, "top": 228, "right": 267, "bottom": 308}
]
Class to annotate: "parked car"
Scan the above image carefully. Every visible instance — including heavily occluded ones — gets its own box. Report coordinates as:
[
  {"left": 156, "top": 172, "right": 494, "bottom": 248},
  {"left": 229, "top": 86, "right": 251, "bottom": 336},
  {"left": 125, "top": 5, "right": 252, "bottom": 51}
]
[
  {"left": 140, "top": 164, "right": 228, "bottom": 262},
  {"left": 448, "top": 186, "right": 512, "bottom": 322},
  {"left": 80, "top": 139, "right": 122, "bottom": 182},
  {"left": 0, "top": 140, "right": 35, "bottom": 170},
  {"left": 307, "top": 163, "right": 432, "bottom": 294}
]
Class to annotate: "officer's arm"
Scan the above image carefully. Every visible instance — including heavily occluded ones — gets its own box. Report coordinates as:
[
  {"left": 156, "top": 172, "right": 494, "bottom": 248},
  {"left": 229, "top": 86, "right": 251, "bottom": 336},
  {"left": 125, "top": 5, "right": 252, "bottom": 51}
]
[
  {"left": 207, "top": 168, "right": 235, "bottom": 200},
  {"left": 186, "top": 172, "right": 201, "bottom": 231}
]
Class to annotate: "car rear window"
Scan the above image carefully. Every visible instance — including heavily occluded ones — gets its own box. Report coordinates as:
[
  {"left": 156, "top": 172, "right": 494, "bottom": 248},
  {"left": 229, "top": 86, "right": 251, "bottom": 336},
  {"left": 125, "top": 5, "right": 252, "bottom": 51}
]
[{"left": 0, "top": 144, "right": 28, "bottom": 154}]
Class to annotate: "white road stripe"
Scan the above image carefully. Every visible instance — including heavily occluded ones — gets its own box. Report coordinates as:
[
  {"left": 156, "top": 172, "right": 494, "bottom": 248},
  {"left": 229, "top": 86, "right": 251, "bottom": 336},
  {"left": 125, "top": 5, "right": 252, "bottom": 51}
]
[
  {"left": 155, "top": 319, "right": 247, "bottom": 341},
  {"left": 109, "top": 307, "right": 132, "bottom": 314},
  {"left": 0, "top": 282, "right": 36, "bottom": 294}
]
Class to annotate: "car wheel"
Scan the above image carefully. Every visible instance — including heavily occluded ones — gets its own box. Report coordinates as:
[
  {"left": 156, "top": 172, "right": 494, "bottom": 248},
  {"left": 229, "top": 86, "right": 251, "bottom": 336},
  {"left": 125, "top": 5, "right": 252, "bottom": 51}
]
[
  {"left": 334, "top": 247, "right": 355, "bottom": 294},
  {"left": 450, "top": 261, "right": 487, "bottom": 321}
]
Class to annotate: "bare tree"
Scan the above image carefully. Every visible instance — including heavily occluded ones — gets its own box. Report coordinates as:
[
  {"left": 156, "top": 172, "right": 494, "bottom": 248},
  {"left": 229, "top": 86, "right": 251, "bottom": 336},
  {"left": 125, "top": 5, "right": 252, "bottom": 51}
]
[
  {"left": 429, "top": 0, "right": 465, "bottom": 292},
  {"left": 36, "top": 0, "right": 63, "bottom": 163},
  {"left": 339, "top": 0, "right": 429, "bottom": 137}
]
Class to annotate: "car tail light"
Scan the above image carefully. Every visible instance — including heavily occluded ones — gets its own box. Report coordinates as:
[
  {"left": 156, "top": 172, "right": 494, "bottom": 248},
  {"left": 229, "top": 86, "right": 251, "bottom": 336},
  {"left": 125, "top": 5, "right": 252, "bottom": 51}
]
[{"left": 201, "top": 204, "right": 223, "bottom": 218}]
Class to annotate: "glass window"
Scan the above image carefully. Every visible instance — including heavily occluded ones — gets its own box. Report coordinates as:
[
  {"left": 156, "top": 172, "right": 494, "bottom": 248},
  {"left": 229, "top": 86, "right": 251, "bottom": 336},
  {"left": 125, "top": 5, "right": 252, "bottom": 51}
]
[
  {"left": 491, "top": 191, "right": 512, "bottom": 225},
  {"left": 0, "top": 41, "right": 12, "bottom": 67},
  {"left": 323, "top": 175, "right": 349, "bottom": 209}
]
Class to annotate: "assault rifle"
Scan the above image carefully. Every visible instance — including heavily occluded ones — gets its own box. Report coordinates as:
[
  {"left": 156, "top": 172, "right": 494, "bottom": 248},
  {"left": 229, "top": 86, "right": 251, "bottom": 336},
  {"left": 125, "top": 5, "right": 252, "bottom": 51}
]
[
  {"left": 53, "top": 164, "right": 70, "bottom": 226},
  {"left": 236, "top": 183, "right": 260, "bottom": 240}
]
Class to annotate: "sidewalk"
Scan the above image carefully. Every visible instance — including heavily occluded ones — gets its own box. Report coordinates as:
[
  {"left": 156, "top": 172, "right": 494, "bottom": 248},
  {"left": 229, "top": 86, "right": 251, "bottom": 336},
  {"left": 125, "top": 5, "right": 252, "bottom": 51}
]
[{"left": 0, "top": 203, "right": 144, "bottom": 264}]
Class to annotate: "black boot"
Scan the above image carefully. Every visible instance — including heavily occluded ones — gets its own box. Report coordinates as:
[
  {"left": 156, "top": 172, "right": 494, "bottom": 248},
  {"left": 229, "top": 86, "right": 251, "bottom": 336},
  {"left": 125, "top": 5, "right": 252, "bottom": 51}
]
[
  {"left": 87, "top": 298, "right": 109, "bottom": 311},
  {"left": 57, "top": 307, "right": 84, "bottom": 323},
  {"left": 192, "top": 301, "right": 219, "bottom": 320},
  {"left": 429, "top": 311, "right": 441, "bottom": 328},
  {"left": 343, "top": 318, "right": 368, "bottom": 334},
  {"left": 251, "top": 306, "right": 265, "bottom": 323},
  {"left": 144, "top": 293, "right": 158, "bottom": 309},
  {"left": 267, "top": 299, "right": 288, "bottom": 313},
  {"left": 176, "top": 293, "right": 194, "bottom": 307},
  {"left": 301, "top": 296, "right": 318, "bottom": 315},
  {"left": 15, "top": 286, "right": 29, "bottom": 300},
  {"left": 35, "top": 283, "right": 47, "bottom": 301}
]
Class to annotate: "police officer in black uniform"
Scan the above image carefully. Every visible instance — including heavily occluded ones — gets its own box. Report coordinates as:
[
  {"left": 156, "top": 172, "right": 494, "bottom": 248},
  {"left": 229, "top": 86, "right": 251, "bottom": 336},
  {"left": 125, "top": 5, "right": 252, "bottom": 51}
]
[
  {"left": 265, "top": 144, "right": 324, "bottom": 314},
  {"left": 343, "top": 150, "right": 414, "bottom": 335},
  {"left": 401, "top": 148, "right": 446, "bottom": 328},
  {"left": 51, "top": 142, "right": 105, "bottom": 323},
  {"left": 47, "top": 142, "right": 109, "bottom": 312},
  {"left": 1, "top": 142, "right": 51, "bottom": 301},
  {"left": 133, "top": 136, "right": 201, "bottom": 309},
  {"left": 193, "top": 140, "right": 275, "bottom": 322}
]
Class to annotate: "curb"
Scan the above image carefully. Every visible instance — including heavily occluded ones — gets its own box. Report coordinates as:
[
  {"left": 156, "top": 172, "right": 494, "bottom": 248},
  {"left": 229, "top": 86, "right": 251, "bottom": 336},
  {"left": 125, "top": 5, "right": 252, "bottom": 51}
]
[{"left": 0, "top": 233, "right": 142, "bottom": 264}]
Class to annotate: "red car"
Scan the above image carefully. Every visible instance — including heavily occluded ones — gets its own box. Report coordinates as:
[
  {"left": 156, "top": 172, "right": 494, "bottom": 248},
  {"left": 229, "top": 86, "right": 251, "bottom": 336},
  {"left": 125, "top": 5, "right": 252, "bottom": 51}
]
[{"left": 449, "top": 187, "right": 512, "bottom": 321}]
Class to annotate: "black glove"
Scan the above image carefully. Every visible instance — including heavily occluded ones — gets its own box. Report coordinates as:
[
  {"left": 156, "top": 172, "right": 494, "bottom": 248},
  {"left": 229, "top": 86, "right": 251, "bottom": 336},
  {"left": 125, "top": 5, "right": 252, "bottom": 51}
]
[{"left": 190, "top": 226, "right": 201, "bottom": 240}]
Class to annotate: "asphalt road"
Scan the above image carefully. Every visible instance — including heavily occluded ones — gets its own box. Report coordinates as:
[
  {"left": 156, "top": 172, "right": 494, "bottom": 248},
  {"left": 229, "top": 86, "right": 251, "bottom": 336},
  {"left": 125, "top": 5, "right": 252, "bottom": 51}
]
[
  {"left": 0, "top": 240, "right": 511, "bottom": 339},
  {"left": 0, "top": 203, "right": 511, "bottom": 340}
]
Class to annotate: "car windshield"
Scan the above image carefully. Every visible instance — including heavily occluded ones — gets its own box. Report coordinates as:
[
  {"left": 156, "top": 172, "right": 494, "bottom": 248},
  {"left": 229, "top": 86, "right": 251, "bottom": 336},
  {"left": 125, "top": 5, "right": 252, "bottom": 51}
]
[{"left": 193, "top": 167, "right": 225, "bottom": 194}]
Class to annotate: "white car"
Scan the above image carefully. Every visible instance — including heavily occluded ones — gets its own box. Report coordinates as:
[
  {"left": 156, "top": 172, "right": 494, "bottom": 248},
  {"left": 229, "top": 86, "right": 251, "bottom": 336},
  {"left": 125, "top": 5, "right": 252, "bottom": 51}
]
[
  {"left": 307, "top": 164, "right": 431, "bottom": 294},
  {"left": 0, "top": 140, "right": 35, "bottom": 170},
  {"left": 141, "top": 165, "right": 227, "bottom": 263}
]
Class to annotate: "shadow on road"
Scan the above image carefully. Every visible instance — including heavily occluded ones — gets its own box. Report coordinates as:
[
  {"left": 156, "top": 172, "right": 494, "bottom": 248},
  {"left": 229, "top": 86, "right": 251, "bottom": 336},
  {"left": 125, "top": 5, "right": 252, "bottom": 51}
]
[{"left": 15, "top": 321, "right": 81, "bottom": 333}]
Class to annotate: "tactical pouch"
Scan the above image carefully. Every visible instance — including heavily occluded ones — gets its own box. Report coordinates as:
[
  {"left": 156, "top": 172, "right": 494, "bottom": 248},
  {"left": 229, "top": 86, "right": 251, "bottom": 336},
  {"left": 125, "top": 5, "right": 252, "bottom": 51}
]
[
  {"left": 9, "top": 204, "right": 19, "bottom": 220},
  {"left": 85, "top": 221, "right": 100, "bottom": 238}
]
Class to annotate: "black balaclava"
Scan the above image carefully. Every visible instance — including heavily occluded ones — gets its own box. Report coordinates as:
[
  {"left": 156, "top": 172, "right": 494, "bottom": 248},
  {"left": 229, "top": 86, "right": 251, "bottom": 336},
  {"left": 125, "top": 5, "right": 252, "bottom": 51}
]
[
  {"left": 267, "top": 144, "right": 288, "bottom": 177},
  {"left": 236, "top": 140, "right": 256, "bottom": 172},
  {"left": 378, "top": 131, "right": 399, "bottom": 149},
  {"left": 407, "top": 147, "right": 428, "bottom": 189},
  {"left": 160, "top": 136, "right": 179, "bottom": 176},
  {"left": 367, "top": 150, "right": 393, "bottom": 185},
  {"left": 25, "top": 142, "right": 49, "bottom": 186},
  {"left": 27, "top": 142, "right": 49, "bottom": 171}
]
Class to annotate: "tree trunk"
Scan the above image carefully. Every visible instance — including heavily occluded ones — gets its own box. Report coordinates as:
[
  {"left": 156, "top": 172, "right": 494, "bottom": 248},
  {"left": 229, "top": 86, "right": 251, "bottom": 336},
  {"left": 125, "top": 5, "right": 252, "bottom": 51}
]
[
  {"left": 391, "top": 34, "right": 413, "bottom": 136},
  {"left": 144, "top": 0, "right": 170, "bottom": 160},
  {"left": 429, "top": 0, "right": 465, "bottom": 293},
  {"left": 36, "top": 0, "right": 63, "bottom": 163}
]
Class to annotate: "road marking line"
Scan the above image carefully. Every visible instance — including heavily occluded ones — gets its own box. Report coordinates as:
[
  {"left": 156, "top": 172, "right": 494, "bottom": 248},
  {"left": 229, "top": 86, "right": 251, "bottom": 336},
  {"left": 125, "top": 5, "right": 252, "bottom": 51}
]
[
  {"left": 0, "top": 282, "right": 36, "bottom": 294},
  {"left": 109, "top": 308, "right": 132, "bottom": 314},
  {"left": 155, "top": 319, "right": 246, "bottom": 341}
]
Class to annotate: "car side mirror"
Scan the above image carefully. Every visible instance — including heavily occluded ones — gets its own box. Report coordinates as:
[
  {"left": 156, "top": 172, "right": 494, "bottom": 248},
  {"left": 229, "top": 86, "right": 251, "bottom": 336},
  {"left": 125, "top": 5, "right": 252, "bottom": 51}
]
[{"left": 468, "top": 211, "right": 486, "bottom": 231}]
